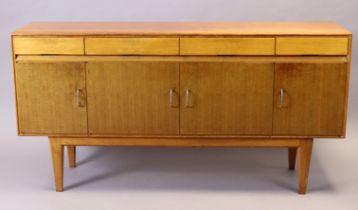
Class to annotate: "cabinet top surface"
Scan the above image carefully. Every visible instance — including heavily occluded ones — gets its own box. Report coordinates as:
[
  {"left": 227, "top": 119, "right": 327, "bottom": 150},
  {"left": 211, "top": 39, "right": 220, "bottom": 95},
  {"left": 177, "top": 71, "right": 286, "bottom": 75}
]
[{"left": 12, "top": 22, "right": 351, "bottom": 36}]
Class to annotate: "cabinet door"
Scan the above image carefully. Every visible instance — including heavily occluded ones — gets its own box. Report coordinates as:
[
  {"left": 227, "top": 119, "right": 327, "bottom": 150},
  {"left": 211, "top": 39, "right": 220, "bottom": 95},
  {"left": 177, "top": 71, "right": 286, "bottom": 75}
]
[
  {"left": 180, "top": 63, "right": 274, "bottom": 135},
  {"left": 87, "top": 62, "right": 179, "bottom": 135},
  {"left": 273, "top": 63, "right": 347, "bottom": 136},
  {"left": 15, "top": 63, "right": 87, "bottom": 135}
]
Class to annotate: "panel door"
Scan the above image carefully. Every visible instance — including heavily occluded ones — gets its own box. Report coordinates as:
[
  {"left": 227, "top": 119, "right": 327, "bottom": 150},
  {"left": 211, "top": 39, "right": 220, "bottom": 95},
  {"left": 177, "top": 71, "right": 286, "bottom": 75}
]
[
  {"left": 180, "top": 63, "right": 274, "bottom": 135},
  {"left": 86, "top": 62, "right": 179, "bottom": 135},
  {"left": 15, "top": 63, "right": 87, "bottom": 135},
  {"left": 273, "top": 63, "right": 347, "bottom": 136}
]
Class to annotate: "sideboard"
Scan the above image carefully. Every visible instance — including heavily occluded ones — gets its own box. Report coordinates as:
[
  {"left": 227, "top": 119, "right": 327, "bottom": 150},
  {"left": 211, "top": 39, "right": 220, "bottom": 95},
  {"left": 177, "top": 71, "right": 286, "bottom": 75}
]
[{"left": 11, "top": 22, "right": 352, "bottom": 194}]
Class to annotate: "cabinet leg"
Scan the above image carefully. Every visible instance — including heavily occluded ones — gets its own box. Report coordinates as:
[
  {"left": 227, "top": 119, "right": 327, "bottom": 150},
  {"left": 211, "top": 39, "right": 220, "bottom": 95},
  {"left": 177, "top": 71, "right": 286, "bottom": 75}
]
[
  {"left": 288, "top": 147, "right": 297, "bottom": 170},
  {"left": 298, "top": 139, "right": 313, "bottom": 194},
  {"left": 67, "top": 146, "right": 76, "bottom": 168},
  {"left": 49, "top": 138, "right": 64, "bottom": 192}
]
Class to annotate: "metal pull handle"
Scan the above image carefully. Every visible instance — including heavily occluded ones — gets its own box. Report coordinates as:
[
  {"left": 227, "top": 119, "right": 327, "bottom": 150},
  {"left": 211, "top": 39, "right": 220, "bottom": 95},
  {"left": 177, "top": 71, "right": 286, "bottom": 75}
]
[
  {"left": 279, "top": 88, "right": 284, "bottom": 108},
  {"left": 185, "top": 88, "right": 192, "bottom": 107},
  {"left": 75, "top": 88, "right": 85, "bottom": 107},
  {"left": 169, "top": 88, "right": 178, "bottom": 107}
]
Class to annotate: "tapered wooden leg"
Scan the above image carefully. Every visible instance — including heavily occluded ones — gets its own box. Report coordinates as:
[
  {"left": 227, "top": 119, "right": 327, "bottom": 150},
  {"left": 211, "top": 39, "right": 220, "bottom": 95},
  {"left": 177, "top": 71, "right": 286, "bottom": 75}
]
[
  {"left": 298, "top": 139, "right": 313, "bottom": 194},
  {"left": 49, "top": 138, "right": 64, "bottom": 192},
  {"left": 288, "top": 147, "right": 297, "bottom": 170},
  {"left": 67, "top": 146, "right": 76, "bottom": 168}
]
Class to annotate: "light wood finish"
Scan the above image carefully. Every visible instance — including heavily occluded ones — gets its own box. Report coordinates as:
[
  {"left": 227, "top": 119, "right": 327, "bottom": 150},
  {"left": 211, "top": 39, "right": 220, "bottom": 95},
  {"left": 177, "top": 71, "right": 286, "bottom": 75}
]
[
  {"left": 12, "top": 22, "right": 351, "bottom": 36},
  {"left": 16, "top": 55, "right": 348, "bottom": 64},
  {"left": 86, "top": 62, "right": 179, "bottom": 135},
  {"left": 180, "top": 63, "right": 274, "bottom": 135},
  {"left": 49, "top": 138, "right": 64, "bottom": 192},
  {"left": 11, "top": 22, "right": 352, "bottom": 194},
  {"left": 13, "top": 37, "right": 84, "bottom": 55},
  {"left": 53, "top": 137, "right": 301, "bottom": 147},
  {"left": 47, "top": 137, "right": 312, "bottom": 192},
  {"left": 16, "top": 134, "right": 344, "bottom": 138},
  {"left": 180, "top": 38, "right": 275, "bottom": 55},
  {"left": 85, "top": 38, "right": 179, "bottom": 55},
  {"left": 15, "top": 63, "right": 87, "bottom": 134},
  {"left": 273, "top": 63, "right": 347, "bottom": 136},
  {"left": 298, "top": 139, "right": 313, "bottom": 194},
  {"left": 341, "top": 35, "right": 353, "bottom": 137},
  {"left": 276, "top": 37, "right": 348, "bottom": 55},
  {"left": 288, "top": 147, "right": 297, "bottom": 170},
  {"left": 67, "top": 146, "right": 76, "bottom": 168}
]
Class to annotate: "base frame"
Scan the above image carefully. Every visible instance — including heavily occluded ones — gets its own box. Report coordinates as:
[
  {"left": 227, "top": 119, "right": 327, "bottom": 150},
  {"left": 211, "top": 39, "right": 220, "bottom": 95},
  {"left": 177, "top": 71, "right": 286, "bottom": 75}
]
[{"left": 49, "top": 137, "right": 313, "bottom": 194}]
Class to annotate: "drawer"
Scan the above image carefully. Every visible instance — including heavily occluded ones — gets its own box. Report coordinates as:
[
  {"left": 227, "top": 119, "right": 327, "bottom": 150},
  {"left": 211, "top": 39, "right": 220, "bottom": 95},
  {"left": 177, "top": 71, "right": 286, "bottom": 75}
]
[
  {"left": 85, "top": 38, "right": 179, "bottom": 55},
  {"left": 13, "top": 37, "right": 84, "bottom": 55},
  {"left": 276, "top": 37, "right": 348, "bottom": 55},
  {"left": 180, "top": 38, "right": 275, "bottom": 55}
]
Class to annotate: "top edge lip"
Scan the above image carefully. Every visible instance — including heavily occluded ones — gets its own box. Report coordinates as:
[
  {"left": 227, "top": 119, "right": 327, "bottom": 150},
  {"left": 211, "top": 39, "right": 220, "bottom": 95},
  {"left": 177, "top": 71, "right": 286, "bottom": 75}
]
[{"left": 11, "top": 21, "right": 353, "bottom": 36}]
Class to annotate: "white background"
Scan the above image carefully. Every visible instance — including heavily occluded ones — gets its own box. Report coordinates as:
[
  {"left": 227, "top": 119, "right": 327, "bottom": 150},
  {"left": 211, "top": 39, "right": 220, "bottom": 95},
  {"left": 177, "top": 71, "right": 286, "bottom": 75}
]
[{"left": 1, "top": 0, "right": 358, "bottom": 209}]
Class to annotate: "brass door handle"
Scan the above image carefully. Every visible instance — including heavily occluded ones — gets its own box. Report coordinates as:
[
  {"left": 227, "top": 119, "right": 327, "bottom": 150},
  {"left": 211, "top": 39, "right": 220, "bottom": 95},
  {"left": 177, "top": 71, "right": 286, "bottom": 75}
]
[
  {"left": 75, "top": 88, "right": 85, "bottom": 107},
  {"left": 185, "top": 88, "right": 192, "bottom": 108},
  {"left": 279, "top": 88, "right": 284, "bottom": 108},
  {"left": 169, "top": 88, "right": 178, "bottom": 107}
]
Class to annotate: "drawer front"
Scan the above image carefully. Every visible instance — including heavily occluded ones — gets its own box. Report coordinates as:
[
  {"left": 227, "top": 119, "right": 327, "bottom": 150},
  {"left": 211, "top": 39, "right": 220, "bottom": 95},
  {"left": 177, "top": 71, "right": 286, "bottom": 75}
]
[
  {"left": 13, "top": 37, "right": 84, "bottom": 55},
  {"left": 180, "top": 38, "right": 275, "bottom": 55},
  {"left": 276, "top": 37, "right": 348, "bottom": 55},
  {"left": 85, "top": 38, "right": 179, "bottom": 55}
]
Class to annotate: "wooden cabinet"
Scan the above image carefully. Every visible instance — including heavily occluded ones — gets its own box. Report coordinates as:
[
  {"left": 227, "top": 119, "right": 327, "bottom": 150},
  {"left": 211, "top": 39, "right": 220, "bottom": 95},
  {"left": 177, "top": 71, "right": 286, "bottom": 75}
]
[
  {"left": 273, "top": 63, "right": 347, "bottom": 136},
  {"left": 86, "top": 62, "right": 179, "bottom": 135},
  {"left": 15, "top": 63, "right": 87, "bottom": 134},
  {"left": 11, "top": 22, "right": 352, "bottom": 193},
  {"left": 180, "top": 63, "right": 274, "bottom": 135}
]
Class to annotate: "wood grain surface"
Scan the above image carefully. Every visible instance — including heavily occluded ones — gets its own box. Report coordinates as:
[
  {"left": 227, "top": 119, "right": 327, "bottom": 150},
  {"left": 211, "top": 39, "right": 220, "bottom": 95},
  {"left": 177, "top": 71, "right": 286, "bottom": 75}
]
[
  {"left": 85, "top": 38, "right": 179, "bottom": 55},
  {"left": 86, "top": 62, "right": 179, "bottom": 135},
  {"left": 13, "top": 37, "right": 84, "bottom": 55},
  {"left": 12, "top": 22, "right": 351, "bottom": 36},
  {"left": 273, "top": 63, "right": 347, "bottom": 136},
  {"left": 180, "top": 63, "right": 274, "bottom": 135},
  {"left": 15, "top": 63, "right": 87, "bottom": 134}
]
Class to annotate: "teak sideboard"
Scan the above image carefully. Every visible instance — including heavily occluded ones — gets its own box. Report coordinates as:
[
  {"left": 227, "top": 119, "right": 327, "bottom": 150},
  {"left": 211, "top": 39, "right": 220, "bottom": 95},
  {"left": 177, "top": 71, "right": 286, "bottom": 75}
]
[{"left": 11, "top": 22, "right": 352, "bottom": 194}]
